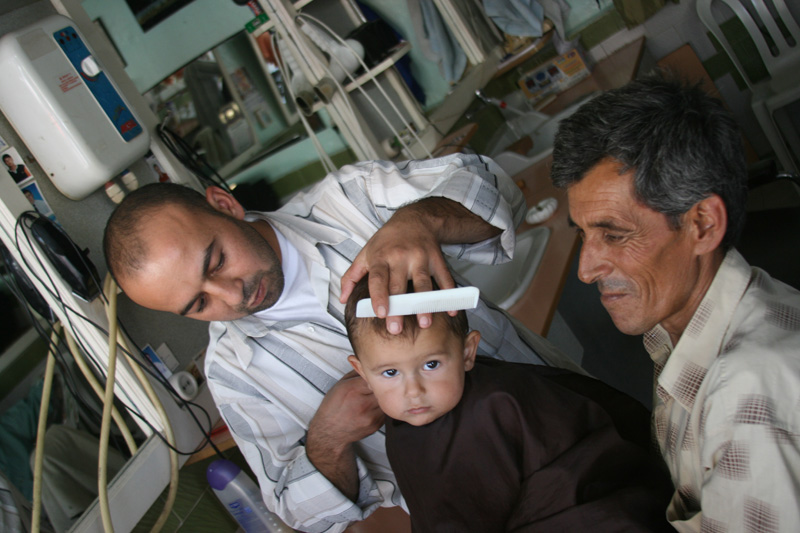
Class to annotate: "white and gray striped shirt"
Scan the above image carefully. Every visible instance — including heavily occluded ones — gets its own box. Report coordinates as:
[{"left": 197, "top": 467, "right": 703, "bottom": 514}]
[{"left": 205, "top": 155, "right": 572, "bottom": 531}]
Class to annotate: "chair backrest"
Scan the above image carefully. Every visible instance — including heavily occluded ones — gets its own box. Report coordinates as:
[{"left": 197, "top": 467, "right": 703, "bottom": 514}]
[{"left": 696, "top": 0, "right": 800, "bottom": 91}]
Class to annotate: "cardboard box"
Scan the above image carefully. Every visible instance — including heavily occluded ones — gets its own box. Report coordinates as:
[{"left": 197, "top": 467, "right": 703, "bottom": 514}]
[{"left": 518, "top": 49, "right": 591, "bottom": 104}]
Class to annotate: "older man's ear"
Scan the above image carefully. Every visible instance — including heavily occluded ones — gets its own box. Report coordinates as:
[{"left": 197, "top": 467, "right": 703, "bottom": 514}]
[
  {"left": 205, "top": 186, "right": 246, "bottom": 220},
  {"left": 687, "top": 194, "right": 727, "bottom": 256}
]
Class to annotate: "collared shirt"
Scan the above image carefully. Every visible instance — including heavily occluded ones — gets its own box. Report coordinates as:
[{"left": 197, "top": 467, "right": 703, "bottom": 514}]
[
  {"left": 645, "top": 249, "right": 800, "bottom": 532},
  {"left": 204, "top": 155, "right": 574, "bottom": 532}
]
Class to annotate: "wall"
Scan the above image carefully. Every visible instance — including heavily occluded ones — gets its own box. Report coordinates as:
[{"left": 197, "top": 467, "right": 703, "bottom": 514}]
[
  {"left": 0, "top": 0, "right": 211, "bottom": 396},
  {"left": 358, "top": 0, "right": 617, "bottom": 111},
  {"left": 358, "top": 0, "right": 452, "bottom": 110},
  {"left": 82, "top": 0, "right": 255, "bottom": 92}
]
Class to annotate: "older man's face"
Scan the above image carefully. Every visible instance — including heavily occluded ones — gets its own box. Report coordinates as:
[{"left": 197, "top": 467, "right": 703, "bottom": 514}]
[{"left": 567, "top": 158, "right": 703, "bottom": 337}]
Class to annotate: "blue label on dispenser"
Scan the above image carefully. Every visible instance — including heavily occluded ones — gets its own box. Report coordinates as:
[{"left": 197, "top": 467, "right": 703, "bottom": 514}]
[{"left": 53, "top": 26, "right": 143, "bottom": 142}]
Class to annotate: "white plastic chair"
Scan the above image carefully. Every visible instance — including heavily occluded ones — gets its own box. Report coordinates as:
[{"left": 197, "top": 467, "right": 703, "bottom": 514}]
[{"left": 697, "top": 0, "right": 800, "bottom": 172}]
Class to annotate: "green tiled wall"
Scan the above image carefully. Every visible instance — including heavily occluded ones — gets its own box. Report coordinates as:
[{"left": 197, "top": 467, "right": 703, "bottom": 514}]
[
  {"left": 271, "top": 149, "right": 358, "bottom": 202},
  {"left": 575, "top": 9, "right": 628, "bottom": 51},
  {"left": 701, "top": 17, "right": 769, "bottom": 90}
]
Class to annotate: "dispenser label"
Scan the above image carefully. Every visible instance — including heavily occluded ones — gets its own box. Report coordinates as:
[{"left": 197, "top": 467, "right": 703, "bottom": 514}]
[
  {"left": 57, "top": 72, "right": 81, "bottom": 93},
  {"left": 52, "top": 26, "right": 142, "bottom": 142}
]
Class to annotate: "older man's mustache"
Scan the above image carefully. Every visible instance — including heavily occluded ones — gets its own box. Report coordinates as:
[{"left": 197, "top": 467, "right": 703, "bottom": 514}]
[{"left": 597, "top": 278, "right": 635, "bottom": 294}]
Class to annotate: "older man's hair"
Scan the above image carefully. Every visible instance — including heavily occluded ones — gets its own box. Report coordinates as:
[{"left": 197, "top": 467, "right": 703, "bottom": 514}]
[
  {"left": 344, "top": 276, "right": 470, "bottom": 357},
  {"left": 551, "top": 72, "right": 748, "bottom": 250},
  {"left": 103, "top": 183, "right": 219, "bottom": 282}
]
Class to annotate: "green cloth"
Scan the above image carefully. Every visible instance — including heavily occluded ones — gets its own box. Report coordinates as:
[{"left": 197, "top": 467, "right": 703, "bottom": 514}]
[
  {"left": 0, "top": 379, "right": 44, "bottom": 500},
  {"left": 613, "top": 0, "right": 674, "bottom": 27}
]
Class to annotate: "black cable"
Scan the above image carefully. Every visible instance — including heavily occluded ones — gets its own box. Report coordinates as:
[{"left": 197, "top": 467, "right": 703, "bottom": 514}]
[
  {"left": 10, "top": 211, "right": 225, "bottom": 457},
  {"left": 157, "top": 123, "right": 233, "bottom": 193},
  {"left": 0, "top": 283, "right": 134, "bottom": 454}
]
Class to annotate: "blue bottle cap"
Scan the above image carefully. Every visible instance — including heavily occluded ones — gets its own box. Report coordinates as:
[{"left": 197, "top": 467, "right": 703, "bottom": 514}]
[{"left": 206, "top": 459, "right": 242, "bottom": 490}]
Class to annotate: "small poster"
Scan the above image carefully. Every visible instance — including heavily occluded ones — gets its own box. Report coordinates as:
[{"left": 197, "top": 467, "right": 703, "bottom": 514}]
[
  {"left": 146, "top": 153, "right": 171, "bottom": 182},
  {"left": 2, "top": 147, "right": 33, "bottom": 185},
  {"left": 2, "top": 145, "right": 59, "bottom": 224},
  {"left": 231, "top": 67, "right": 272, "bottom": 129},
  {"left": 141, "top": 344, "right": 176, "bottom": 379},
  {"left": 20, "top": 181, "right": 56, "bottom": 222}
]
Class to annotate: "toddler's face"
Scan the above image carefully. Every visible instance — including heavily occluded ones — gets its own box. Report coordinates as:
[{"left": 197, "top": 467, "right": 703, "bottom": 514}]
[{"left": 349, "top": 321, "right": 479, "bottom": 426}]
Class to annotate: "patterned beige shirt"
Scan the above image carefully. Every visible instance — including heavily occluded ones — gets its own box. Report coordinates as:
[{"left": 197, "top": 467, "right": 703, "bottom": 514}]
[{"left": 645, "top": 249, "right": 800, "bottom": 532}]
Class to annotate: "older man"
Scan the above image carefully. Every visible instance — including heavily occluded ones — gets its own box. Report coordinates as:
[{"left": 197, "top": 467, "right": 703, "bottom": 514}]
[
  {"left": 551, "top": 75, "right": 800, "bottom": 531},
  {"left": 103, "top": 154, "right": 573, "bottom": 531}
]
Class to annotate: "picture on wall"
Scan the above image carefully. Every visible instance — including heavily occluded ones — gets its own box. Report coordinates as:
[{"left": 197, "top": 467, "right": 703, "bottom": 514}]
[{"left": 2, "top": 147, "right": 32, "bottom": 185}]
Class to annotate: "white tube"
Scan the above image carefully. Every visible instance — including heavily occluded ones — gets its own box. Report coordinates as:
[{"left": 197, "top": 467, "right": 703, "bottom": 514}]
[{"left": 31, "top": 324, "right": 62, "bottom": 533}]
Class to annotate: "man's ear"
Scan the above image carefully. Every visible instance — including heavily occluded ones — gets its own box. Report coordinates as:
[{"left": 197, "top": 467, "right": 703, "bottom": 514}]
[
  {"left": 205, "top": 186, "right": 246, "bottom": 220},
  {"left": 462, "top": 330, "right": 480, "bottom": 371},
  {"left": 688, "top": 194, "right": 727, "bottom": 255},
  {"left": 347, "top": 355, "right": 367, "bottom": 382}
]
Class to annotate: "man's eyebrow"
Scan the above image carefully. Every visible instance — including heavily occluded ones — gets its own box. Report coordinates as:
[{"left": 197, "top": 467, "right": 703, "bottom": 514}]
[
  {"left": 568, "top": 216, "right": 629, "bottom": 232},
  {"left": 179, "top": 240, "right": 215, "bottom": 316}
]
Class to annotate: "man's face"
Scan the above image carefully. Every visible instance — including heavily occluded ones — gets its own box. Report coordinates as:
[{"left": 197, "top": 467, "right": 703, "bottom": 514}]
[
  {"left": 567, "top": 158, "right": 703, "bottom": 337},
  {"left": 4, "top": 156, "right": 14, "bottom": 170},
  {"left": 120, "top": 205, "right": 284, "bottom": 322},
  {"left": 349, "top": 320, "right": 478, "bottom": 426}
]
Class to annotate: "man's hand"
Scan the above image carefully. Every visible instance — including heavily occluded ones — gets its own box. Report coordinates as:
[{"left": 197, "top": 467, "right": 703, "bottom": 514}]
[
  {"left": 340, "top": 204, "right": 455, "bottom": 333},
  {"left": 340, "top": 198, "right": 501, "bottom": 334},
  {"left": 306, "top": 371, "right": 384, "bottom": 501}
]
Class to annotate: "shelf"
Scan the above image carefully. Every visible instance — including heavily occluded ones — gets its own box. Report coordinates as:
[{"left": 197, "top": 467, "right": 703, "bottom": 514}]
[
  {"left": 342, "top": 42, "right": 411, "bottom": 92},
  {"left": 493, "top": 30, "right": 553, "bottom": 79},
  {"left": 310, "top": 41, "right": 411, "bottom": 113}
]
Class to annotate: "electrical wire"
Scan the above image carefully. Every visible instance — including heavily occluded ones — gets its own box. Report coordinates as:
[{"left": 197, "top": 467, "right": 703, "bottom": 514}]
[
  {"left": 272, "top": 33, "right": 337, "bottom": 173},
  {"left": 31, "top": 324, "right": 62, "bottom": 533},
  {"left": 63, "top": 328, "right": 138, "bottom": 455},
  {"left": 156, "top": 123, "right": 233, "bottom": 193},
  {"left": 6, "top": 211, "right": 225, "bottom": 531},
  {"left": 0, "top": 271, "right": 124, "bottom": 451},
  {"left": 292, "top": 15, "right": 412, "bottom": 157},
  {"left": 97, "top": 273, "right": 120, "bottom": 533},
  {"left": 10, "top": 211, "right": 220, "bottom": 454},
  {"left": 93, "top": 273, "right": 180, "bottom": 533},
  {"left": 9, "top": 215, "right": 150, "bottom": 432},
  {"left": 262, "top": 0, "right": 381, "bottom": 160},
  {"left": 296, "top": 14, "right": 433, "bottom": 159},
  {"left": 102, "top": 275, "right": 179, "bottom": 533}
]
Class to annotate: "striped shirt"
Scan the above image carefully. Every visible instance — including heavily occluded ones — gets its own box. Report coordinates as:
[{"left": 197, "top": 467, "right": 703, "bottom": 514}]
[
  {"left": 205, "top": 155, "right": 573, "bottom": 531},
  {"left": 646, "top": 249, "right": 800, "bottom": 532}
]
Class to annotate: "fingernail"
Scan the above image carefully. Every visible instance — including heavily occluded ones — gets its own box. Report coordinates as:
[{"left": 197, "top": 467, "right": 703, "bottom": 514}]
[
  {"left": 420, "top": 316, "right": 430, "bottom": 327},
  {"left": 378, "top": 306, "right": 387, "bottom": 317},
  {"left": 388, "top": 322, "right": 400, "bottom": 334}
]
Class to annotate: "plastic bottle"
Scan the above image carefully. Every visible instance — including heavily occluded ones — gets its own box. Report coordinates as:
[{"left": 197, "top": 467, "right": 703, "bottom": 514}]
[{"left": 207, "top": 459, "right": 294, "bottom": 533}]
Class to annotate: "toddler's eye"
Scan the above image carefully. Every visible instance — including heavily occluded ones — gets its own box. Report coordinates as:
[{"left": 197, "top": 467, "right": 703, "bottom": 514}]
[
  {"left": 424, "top": 361, "right": 440, "bottom": 370},
  {"left": 382, "top": 369, "right": 397, "bottom": 378}
]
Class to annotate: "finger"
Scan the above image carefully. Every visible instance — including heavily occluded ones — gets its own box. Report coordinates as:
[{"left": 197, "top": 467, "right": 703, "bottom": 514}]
[
  {"left": 429, "top": 252, "right": 456, "bottom": 291},
  {"left": 340, "top": 258, "right": 369, "bottom": 304},
  {"left": 385, "top": 315, "right": 403, "bottom": 335},
  {"left": 384, "top": 263, "right": 415, "bottom": 334},
  {"left": 367, "top": 265, "right": 390, "bottom": 318},
  {"left": 411, "top": 269, "right": 434, "bottom": 329},
  {"left": 426, "top": 251, "right": 459, "bottom": 318}
]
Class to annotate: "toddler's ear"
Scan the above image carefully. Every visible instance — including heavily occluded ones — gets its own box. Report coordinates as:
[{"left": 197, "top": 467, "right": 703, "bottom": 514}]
[
  {"left": 347, "top": 355, "right": 365, "bottom": 378},
  {"left": 463, "top": 330, "right": 480, "bottom": 371}
]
